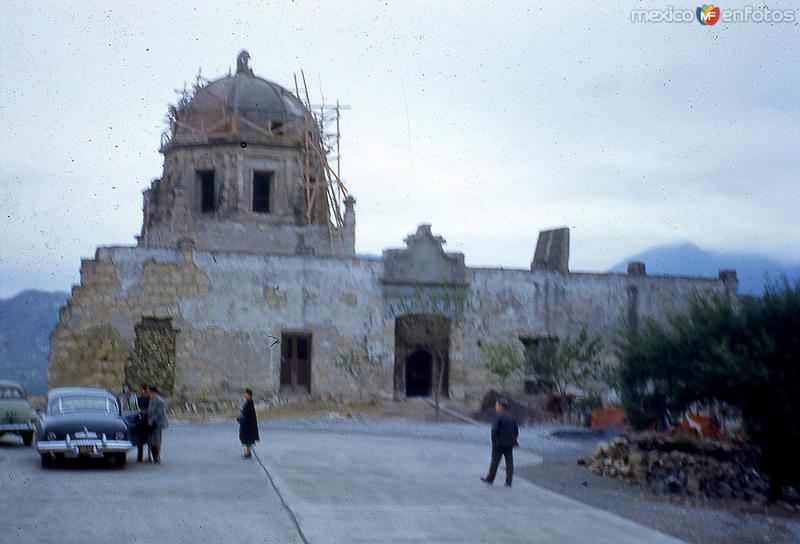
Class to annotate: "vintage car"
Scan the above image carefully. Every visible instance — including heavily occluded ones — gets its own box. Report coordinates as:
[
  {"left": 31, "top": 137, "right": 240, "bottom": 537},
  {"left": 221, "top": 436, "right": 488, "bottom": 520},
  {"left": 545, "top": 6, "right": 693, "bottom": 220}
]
[
  {"left": 0, "top": 380, "right": 38, "bottom": 446},
  {"left": 36, "top": 387, "right": 133, "bottom": 467}
]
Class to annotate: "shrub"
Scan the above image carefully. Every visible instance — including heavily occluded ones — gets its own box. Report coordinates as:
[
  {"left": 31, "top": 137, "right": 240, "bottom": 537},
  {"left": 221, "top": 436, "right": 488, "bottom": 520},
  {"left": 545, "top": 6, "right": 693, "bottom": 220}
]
[
  {"left": 483, "top": 342, "right": 524, "bottom": 391},
  {"left": 529, "top": 325, "right": 605, "bottom": 396},
  {"left": 616, "top": 279, "right": 800, "bottom": 499},
  {"left": 574, "top": 392, "right": 603, "bottom": 410}
]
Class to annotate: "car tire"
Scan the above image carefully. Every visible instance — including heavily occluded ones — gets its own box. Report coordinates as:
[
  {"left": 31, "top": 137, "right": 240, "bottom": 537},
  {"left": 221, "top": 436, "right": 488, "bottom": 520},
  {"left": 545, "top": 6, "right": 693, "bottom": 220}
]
[
  {"left": 40, "top": 454, "right": 53, "bottom": 468},
  {"left": 21, "top": 432, "right": 34, "bottom": 446},
  {"left": 113, "top": 452, "right": 127, "bottom": 468}
]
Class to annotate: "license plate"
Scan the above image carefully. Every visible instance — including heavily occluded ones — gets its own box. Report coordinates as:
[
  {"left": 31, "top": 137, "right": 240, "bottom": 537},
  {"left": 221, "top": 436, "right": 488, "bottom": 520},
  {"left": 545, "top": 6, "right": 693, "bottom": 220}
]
[{"left": 79, "top": 446, "right": 93, "bottom": 454}]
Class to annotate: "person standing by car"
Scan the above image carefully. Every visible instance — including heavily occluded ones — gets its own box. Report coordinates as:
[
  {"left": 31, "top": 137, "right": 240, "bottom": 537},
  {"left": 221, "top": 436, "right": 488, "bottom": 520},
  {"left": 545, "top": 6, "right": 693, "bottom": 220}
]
[
  {"left": 136, "top": 384, "right": 151, "bottom": 463},
  {"left": 147, "top": 386, "right": 168, "bottom": 464},
  {"left": 481, "top": 398, "right": 519, "bottom": 487},
  {"left": 237, "top": 388, "right": 259, "bottom": 459}
]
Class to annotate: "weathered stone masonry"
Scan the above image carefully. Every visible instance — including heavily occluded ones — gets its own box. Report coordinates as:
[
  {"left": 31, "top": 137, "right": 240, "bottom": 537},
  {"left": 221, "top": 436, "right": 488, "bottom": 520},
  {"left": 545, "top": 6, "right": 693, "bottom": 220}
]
[
  {"left": 49, "top": 226, "right": 737, "bottom": 406},
  {"left": 48, "top": 52, "right": 738, "bottom": 407}
]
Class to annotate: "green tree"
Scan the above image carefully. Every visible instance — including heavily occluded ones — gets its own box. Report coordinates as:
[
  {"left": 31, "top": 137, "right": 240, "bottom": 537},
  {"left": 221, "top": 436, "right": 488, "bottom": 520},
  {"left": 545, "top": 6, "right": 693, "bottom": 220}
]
[
  {"left": 616, "top": 280, "right": 800, "bottom": 500},
  {"left": 483, "top": 342, "right": 524, "bottom": 391},
  {"left": 529, "top": 326, "right": 604, "bottom": 396}
]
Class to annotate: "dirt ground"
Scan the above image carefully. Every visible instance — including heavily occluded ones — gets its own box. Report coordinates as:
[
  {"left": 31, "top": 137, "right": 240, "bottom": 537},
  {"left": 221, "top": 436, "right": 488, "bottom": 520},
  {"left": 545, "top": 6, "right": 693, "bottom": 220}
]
[{"left": 515, "top": 437, "right": 800, "bottom": 544}]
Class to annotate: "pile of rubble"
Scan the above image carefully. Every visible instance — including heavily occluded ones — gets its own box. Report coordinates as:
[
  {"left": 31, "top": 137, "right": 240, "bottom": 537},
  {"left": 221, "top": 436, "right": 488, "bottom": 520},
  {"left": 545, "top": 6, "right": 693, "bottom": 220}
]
[{"left": 581, "top": 434, "right": 771, "bottom": 500}]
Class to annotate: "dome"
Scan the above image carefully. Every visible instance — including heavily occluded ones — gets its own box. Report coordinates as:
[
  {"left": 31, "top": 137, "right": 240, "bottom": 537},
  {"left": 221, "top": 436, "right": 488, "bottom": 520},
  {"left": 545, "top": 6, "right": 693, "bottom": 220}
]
[{"left": 167, "top": 51, "right": 314, "bottom": 146}]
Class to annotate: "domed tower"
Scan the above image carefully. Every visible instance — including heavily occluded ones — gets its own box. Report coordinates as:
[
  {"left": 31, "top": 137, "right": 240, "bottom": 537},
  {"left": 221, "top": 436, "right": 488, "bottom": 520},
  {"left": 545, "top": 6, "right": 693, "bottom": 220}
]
[{"left": 139, "top": 51, "right": 355, "bottom": 256}]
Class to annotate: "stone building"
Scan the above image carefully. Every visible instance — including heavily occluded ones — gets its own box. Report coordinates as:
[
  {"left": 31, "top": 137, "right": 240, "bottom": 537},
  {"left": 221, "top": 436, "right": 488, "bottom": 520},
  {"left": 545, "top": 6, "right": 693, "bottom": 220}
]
[{"left": 48, "top": 52, "right": 738, "bottom": 407}]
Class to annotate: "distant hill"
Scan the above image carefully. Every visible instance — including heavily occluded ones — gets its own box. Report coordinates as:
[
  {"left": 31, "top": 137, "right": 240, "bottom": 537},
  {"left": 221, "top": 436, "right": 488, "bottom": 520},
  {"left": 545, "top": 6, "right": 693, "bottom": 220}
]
[
  {"left": 0, "top": 290, "right": 69, "bottom": 394},
  {"left": 610, "top": 242, "right": 800, "bottom": 296}
]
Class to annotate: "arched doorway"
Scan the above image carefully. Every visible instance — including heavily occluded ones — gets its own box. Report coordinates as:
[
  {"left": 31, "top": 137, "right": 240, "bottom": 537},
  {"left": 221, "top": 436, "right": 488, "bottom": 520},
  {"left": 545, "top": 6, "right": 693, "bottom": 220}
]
[
  {"left": 394, "top": 314, "right": 450, "bottom": 399},
  {"left": 405, "top": 349, "right": 433, "bottom": 397}
]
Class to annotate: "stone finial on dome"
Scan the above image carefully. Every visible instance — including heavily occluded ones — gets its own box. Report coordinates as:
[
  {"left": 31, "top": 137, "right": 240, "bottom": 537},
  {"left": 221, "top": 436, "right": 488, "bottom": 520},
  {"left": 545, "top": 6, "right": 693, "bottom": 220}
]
[{"left": 236, "top": 50, "right": 254, "bottom": 76}]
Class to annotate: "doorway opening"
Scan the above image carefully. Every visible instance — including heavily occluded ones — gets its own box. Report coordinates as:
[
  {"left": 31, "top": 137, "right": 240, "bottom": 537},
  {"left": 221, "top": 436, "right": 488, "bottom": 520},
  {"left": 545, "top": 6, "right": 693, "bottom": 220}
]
[
  {"left": 405, "top": 349, "right": 433, "bottom": 397},
  {"left": 393, "top": 314, "right": 450, "bottom": 399}
]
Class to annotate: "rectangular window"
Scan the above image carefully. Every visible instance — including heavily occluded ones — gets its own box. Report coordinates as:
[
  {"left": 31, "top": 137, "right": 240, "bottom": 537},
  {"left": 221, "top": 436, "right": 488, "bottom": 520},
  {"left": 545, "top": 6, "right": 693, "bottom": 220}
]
[
  {"left": 198, "top": 170, "right": 216, "bottom": 213},
  {"left": 280, "top": 333, "right": 311, "bottom": 393},
  {"left": 252, "top": 171, "right": 271, "bottom": 213}
]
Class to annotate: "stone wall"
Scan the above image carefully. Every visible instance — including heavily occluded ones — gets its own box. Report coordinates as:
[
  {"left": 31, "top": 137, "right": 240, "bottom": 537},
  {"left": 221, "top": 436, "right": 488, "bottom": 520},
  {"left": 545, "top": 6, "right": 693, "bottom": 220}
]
[
  {"left": 50, "top": 247, "right": 389, "bottom": 403},
  {"left": 453, "top": 267, "right": 727, "bottom": 401},
  {"left": 49, "top": 238, "right": 732, "bottom": 407},
  {"left": 140, "top": 142, "right": 354, "bottom": 257}
]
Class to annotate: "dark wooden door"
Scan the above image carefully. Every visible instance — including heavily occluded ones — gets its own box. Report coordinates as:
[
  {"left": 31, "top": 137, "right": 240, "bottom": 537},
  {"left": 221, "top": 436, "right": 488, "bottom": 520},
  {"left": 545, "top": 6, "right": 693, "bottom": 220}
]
[{"left": 280, "top": 334, "right": 311, "bottom": 393}]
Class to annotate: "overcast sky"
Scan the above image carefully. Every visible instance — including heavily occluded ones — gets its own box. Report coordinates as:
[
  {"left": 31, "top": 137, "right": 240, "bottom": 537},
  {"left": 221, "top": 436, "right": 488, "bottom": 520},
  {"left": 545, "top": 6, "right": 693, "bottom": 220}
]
[{"left": 1, "top": 1, "right": 798, "bottom": 298}]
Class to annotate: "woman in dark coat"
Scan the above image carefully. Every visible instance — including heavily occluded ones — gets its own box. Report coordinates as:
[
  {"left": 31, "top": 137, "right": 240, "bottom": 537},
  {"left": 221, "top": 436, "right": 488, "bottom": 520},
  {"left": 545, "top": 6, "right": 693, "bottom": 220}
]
[{"left": 237, "top": 388, "right": 259, "bottom": 458}]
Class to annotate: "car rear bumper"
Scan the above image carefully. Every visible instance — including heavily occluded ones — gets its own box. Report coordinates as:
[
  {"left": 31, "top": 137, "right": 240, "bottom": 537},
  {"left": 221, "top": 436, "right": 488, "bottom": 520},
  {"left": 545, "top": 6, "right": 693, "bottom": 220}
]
[
  {"left": 0, "top": 422, "right": 36, "bottom": 433},
  {"left": 37, "top": 438, "right": 132, "bottom": 458}
]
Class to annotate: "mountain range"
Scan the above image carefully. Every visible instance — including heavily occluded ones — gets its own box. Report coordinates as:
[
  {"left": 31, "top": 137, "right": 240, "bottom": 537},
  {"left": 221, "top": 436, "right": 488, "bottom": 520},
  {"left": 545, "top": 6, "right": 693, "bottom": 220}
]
[
  {"left": 0, "top": 290, "right": 68, "bottom": 394},
  {"left": 610, "top": 242, "right": 800, "bottom": 296}
]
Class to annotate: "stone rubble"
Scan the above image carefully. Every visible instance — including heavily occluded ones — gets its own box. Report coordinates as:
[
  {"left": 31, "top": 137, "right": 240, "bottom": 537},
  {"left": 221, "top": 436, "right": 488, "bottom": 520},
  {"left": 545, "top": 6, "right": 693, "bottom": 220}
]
[{"left": 581, "top": 434, "right": 774, "bottom": 501}]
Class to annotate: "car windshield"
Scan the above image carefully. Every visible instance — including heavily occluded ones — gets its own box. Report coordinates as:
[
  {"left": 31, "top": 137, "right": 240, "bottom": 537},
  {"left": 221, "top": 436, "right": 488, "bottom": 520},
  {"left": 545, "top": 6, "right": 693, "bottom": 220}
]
[
  {"left": 49, "top": 395, "right": 118, "bottom": 414},
  {"left": 0, "top": 387, "right": 24, "bottom": 399}
]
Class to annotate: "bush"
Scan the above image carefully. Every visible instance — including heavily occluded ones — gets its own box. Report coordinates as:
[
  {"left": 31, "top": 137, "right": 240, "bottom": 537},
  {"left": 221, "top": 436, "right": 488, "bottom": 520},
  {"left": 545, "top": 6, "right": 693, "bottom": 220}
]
[
  {"left": 483, "top": 342, "right": 524, "bottom": 391},
  {"left": 529, "top": 325, "right": 605, "bottom": 396},
  {"left": 616, "top": 279, "right": 800, "bottom": 499},
  {"left": 574, "top": 392, "right": 603, "bottom": 410}
]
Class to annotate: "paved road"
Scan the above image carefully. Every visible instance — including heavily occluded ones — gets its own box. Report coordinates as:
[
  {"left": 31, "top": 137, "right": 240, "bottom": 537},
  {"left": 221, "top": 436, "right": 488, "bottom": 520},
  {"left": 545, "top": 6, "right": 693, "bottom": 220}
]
[
  {"left": 0, "top": 424, "right": 302, "bottom": 544},
  {"left": 0, "top": 422, "right": 686, "bottom": 544}
]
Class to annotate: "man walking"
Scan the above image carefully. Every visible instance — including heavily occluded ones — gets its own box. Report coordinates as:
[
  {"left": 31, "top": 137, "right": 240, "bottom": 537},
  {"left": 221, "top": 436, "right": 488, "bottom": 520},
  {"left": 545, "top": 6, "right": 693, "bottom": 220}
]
[
  {"left": 147, "top": 386, "right": 169, "bottom": 464},
  {"left": 481, "top": 398, "right": 519, "bottom": 487},
  {"left": 136, "top": 384, "right": 151, "bottom": 463}
]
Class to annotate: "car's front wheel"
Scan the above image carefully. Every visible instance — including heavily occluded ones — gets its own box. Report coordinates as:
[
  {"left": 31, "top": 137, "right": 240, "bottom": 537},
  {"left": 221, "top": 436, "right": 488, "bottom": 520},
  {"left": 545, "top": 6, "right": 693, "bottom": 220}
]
[
  {"left": 20, "top": 432, "right": 34, "bottom": 446},
  {"left": 109, "top": 452, "right": 127, "bottom": 468},
  {"left": 40, "top": 454, "right": 53, "bottom": 468}
]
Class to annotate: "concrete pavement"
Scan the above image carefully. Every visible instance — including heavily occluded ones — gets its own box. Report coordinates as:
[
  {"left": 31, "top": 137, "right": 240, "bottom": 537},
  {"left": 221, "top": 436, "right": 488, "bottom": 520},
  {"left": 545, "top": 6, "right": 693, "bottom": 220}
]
[
  {"left": 260, "top": 429, "right": 686, "bottom": 544},
  {"left": 0, "top": 421, "right": 686, "bottom": 543},
  {"left": 0, "top": 424, "right": 302, "bottom": 544}
]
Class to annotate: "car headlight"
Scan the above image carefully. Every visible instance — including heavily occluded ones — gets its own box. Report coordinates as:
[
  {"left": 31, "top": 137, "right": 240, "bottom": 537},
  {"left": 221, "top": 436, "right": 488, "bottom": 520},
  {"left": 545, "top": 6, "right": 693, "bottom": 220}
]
[
  {"left": 115, "top": 432, "right": 125, "bottom": 440},
  {"left": 46, "top": 432, "right": 56, "bottom": 441}
]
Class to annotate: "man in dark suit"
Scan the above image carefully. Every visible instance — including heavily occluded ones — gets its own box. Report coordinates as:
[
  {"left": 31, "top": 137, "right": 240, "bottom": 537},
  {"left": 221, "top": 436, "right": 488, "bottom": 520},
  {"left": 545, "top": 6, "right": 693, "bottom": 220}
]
[
  {"left": 136, "top": 384, "right": 150, "bottom": 463},
  {"left": 481, "top": 398, "right": 519, "bottom": 487}
]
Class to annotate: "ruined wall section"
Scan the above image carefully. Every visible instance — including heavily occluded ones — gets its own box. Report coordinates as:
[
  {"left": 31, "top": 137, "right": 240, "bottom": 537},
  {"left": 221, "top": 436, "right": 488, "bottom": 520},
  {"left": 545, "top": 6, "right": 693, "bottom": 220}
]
[
  {"left": 141, "top": 144, "right": 353, "bottom": 257},
  {"left": 174, "top": 251, "right": 387, "bottom": 401},
  {"left": 49, "top": 237, "right": 734, "bottom": 407},
  {"left": 47, "top": 255, "right": 131, "bottom": 392},
  {"left": 49, "top": 247, "right": 386, "bottom": 402},
  {"left": 48, "top": 247, "right": 212, "bottom": 394},
  {"left": 454, "top": 267, "right": 731, "bottom": 404}
]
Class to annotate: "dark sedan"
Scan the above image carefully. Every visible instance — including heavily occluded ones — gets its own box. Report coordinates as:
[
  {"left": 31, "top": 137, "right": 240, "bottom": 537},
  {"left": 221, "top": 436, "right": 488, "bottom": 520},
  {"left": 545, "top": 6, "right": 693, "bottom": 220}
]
[{"left": 36, "top": 387, "right": 133, "bottom": 467}]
